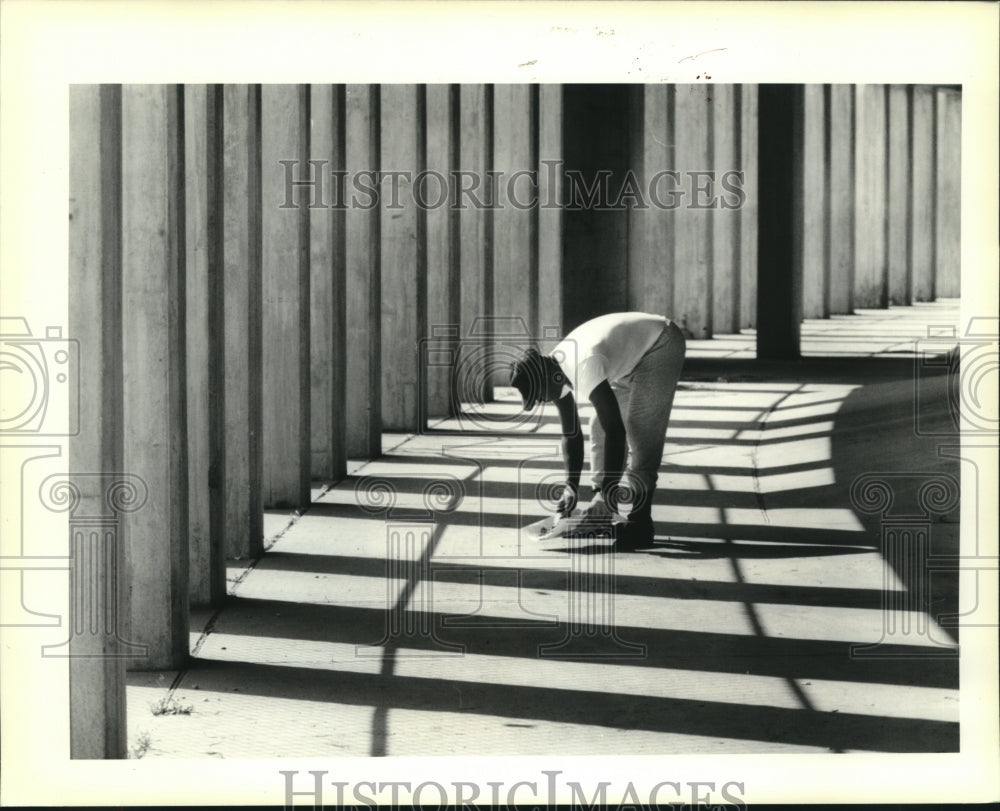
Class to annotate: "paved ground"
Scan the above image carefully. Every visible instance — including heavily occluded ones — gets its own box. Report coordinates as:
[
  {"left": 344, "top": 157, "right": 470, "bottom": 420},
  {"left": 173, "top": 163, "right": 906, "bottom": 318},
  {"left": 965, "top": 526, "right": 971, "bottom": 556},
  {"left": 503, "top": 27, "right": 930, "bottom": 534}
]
[{"left": 127, "top": 300, "right": 963, "bottom": 758}]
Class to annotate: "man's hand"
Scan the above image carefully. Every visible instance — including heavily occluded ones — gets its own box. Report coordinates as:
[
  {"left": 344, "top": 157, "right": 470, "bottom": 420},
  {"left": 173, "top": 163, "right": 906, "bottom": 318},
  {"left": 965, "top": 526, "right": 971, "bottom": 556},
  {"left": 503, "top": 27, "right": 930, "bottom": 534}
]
[{"left": 556, "top": 482, "right": 578, "bottom": 517}]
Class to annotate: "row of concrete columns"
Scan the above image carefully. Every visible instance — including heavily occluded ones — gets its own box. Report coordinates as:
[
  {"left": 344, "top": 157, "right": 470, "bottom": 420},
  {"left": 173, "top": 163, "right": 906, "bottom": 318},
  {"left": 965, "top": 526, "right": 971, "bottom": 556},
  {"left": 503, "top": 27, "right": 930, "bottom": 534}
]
[
  {"left": 810, "top": 84, "right": 961, "bottom": 315},
  {"left": 612, "top": 83, "right": 960, "bottom": 338},
  {"left": 757, "top": 84, "right": 961, "bottom": 357},
  {"left": 67, "top": 82, "right": 960, "bottom": 757}
]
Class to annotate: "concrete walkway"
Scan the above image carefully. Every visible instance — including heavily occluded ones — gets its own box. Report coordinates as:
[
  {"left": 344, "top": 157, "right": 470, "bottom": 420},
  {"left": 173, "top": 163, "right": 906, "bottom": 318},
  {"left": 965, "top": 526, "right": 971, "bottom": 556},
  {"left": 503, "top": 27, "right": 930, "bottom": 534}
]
[{"left": 127, "top": 301, "right": 962, "bottom": 758}]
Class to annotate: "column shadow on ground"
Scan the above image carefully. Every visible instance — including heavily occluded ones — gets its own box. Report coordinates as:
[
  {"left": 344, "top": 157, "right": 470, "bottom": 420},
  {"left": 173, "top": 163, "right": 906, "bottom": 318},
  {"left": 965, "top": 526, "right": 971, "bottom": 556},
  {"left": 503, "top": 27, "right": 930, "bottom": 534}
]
[{"left": 180, "top": 348, "right": 961, "bottom": 756}]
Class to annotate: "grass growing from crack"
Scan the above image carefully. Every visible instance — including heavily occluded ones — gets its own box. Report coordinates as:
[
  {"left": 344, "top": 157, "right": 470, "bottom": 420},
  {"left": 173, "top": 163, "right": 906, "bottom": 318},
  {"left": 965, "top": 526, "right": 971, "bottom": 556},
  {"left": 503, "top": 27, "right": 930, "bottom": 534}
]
[
  {"left": 150, "top": 696, "right": 194, "bottom": 716},
  {"left": 129, "top": 732, "right": 152, "bottom": 759}
]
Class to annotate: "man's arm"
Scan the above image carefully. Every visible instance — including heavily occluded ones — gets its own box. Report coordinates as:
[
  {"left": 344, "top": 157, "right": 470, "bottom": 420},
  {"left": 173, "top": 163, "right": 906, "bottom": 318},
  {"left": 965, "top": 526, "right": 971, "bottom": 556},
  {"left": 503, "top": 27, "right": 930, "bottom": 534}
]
[
  {"left": 588, "top": 380, "right": 626, "bottom": 502},
  {"left": 554, "top": 390, "right": 583, "bottom": 490}
]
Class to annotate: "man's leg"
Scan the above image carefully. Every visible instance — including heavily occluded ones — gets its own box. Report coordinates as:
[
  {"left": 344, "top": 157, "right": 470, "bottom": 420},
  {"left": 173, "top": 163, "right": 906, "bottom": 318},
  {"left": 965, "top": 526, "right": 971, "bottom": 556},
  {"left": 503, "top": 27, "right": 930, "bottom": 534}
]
[
  {"left": 588, "top": 384, "right": 630, "bottom": 500},
  {"left": 618, "top": 322, "right": 686, "bottom": 545}
]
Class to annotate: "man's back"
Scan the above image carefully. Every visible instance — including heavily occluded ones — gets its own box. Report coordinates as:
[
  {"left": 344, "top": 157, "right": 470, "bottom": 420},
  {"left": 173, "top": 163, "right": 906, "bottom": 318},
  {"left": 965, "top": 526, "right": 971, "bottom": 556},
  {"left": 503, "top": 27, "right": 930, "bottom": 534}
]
[{"left": 554, "top": 312, "right": 670, "bottom": 397}]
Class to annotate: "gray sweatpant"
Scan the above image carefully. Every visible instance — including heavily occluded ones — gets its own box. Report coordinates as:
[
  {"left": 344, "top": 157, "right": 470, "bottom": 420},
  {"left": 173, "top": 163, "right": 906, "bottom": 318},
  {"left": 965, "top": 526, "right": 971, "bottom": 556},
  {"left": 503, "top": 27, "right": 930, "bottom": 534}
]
[{"left": 589, "top": 320, "right": 686, "bottom": 520}]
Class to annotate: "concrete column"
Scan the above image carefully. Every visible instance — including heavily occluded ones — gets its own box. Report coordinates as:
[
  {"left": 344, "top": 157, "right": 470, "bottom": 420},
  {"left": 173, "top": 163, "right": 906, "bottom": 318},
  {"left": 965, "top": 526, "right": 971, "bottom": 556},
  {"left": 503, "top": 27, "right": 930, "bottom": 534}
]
[
  {"left": 627, "top": 85, "right": 673, "bottom": 318},
  {"left": 184, "top": 85, "right": 210, "bottom": 605},
  {"left": 887, "top": 85, "right": 912, "bottom": 305},
  {"left": 345, "top": 85, "right": 381, "bottom": 457},
  {"left": 756, "top": 84, "right": 804, "bottom": 360},
  {"left": 672, "top": 84, "right": 713, "bottom": 338},
  {"left": 739, "top": 84, "right": 759, "bottom": 328},
  {"left": 261, "top": 85, "right": 311, "bottom": 508},
  {"left": 853, "top": 84, "right": 889, "bottom": 308},
  {"left": 67, "top": 84, "right": 126, "bottom": 758},
  {"left": 935, "top": 87, "right": 961, "bottom": 298},
  {"left": 537, "top": 84, "right": 564, "bottom": 333},
  {"left": 184, "top": 85, "right": 226, "bottom": 607},
  {"left": 561, "top": 85, "right": 629, "bottom": 332},
  {"left": 221, "top": 84, "right": 263, "bottom": 560},
  {"left": 493, "top": 84, "right": 539, "bottom": 342},
  {"left": 801, "top": 84, "right": 828, "bottom": 319},
  {"left": 310, "top": 85, "right": 347, "bottom": 480},
  {"left": 121, "top": 84, "right": 189, "bottom": 669},
  {"left": 458, "top": 84, "right": 493, "bottom": 399},
  {"left": 711, "top": 84, "right": 742, "bottom": 333},
  {"left": 827, "top": 84, "right": 855, "bottom": 314},
  {"left": 424, "top": 84, "right": 461, "bottom": 420},
  {"left": 910, "top": 86, "right": 937, "bottom": 301},
  {"left": 380, "top": 84, "right": 427, "bottom": 430}
]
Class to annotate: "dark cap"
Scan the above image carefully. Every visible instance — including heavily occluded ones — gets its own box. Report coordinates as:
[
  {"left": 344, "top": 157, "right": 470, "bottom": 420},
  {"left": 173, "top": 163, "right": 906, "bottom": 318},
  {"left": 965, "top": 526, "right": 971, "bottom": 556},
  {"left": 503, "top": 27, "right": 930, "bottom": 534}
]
[{"left": 509, "top": 347, "right": 545, "bottom": 412}]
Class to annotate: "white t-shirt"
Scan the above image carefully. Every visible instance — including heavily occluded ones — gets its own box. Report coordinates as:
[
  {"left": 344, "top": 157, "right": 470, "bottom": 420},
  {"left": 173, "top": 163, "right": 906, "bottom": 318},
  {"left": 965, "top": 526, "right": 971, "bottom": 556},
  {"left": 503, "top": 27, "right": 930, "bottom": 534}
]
[{"left": 552, "top": 312, "right": 669, "bottom": 399}]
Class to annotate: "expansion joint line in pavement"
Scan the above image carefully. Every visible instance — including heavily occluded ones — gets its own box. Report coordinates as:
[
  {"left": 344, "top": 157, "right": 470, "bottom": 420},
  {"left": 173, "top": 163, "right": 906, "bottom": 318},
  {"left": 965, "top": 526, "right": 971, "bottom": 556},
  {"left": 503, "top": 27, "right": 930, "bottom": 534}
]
[
  {"left": 749, "top": 384, "right": 808, "bottom": 523},
  {"left": 703, "top": 461, "right": 843, "bottom": 751},
  {"left": 185, "top": 439, "right": 421, "bottom": 684},
  {"left": 734, "top": 384, "right": 831, "bottom": 713},
  {"left": 721, "top": 531, "right": 843, "bottom": 751},
  {"left": 370, "top": 466, "right": 481, "bottom": 756},
  {"left": 180, "top": 480, "right": 338, "bottom": 688}
]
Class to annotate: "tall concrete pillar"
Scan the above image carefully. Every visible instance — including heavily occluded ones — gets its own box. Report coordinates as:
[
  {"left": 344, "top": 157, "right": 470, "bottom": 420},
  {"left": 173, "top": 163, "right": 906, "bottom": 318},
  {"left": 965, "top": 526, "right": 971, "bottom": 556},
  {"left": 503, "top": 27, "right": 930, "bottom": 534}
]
[
  {"left": 756, "top": 84, "right": 804, "bottom": 360},
  {"left": 887, "top": 85, "right": 912, "bottom": 305},
  {"left": 184, "top": 85, "right": 226, "bottom": 606},
  {"left": 561, "top": 84, "right": 629, "bottom": 332},
  {"left": 827, "top": 84, "right": 855, "bottom": 314},
  {"left": 935, "top": 87, "right": 961, "bottom": 298},
  {"left": 67, "top": 84, "right": 127, "bottom": 758},
  {"left": 627, "top": 85, "right": 673, "bottom": 318},
  {"left": 221, "top": 84, "right": 263, "bottom": 560},
  {"left": 310, "top": 85, "right": 347, "bottom": 480},
  {"left": 711, "top": 84, "right": 743, "bottom": 334},
  {"left": 910, "top": 86, "right": 937, "bottom": 301},
  {"left": 672, "top": 84, "right": 713, "bottom": 338},
  {"left": 261, "top": 85, "right": 311, "bottom": 508},
  {"left": 493, "top": 84, "right": 539, "bottom": 341},
  {"left": 345, "top": 85, "right": 381, "bottom": 458},
  {"left": 801, "top": 84, "right": 828, "bottom": 319},
  {"left": 739, "top": 84, "right": 759, "bottom": 328},
  {"left": 184, "top": 85, "right": 210, "bottom": 604},
  {"left": 537, "top": 85, "right": 564, "bottom": 335},
  {"left": 853, "top": 84, "right": 889, "bottom": 309},
  {"left": 121, "top": 84, "right": 189, "bottom": 669},
  {"left": 458, "top": 84, "right": 493, "bottom": 399},
  {"left": 424, "top": 84, "right": 461, "bottom": 420},
  {"left": 381, "top": 84, "right": 427, "bottom": 430}
]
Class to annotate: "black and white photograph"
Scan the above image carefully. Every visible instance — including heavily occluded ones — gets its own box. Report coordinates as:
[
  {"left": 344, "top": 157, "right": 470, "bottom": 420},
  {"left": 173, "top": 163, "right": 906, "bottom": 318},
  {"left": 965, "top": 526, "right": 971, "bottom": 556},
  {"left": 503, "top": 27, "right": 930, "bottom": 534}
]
[{"left": 1, "top": 2, "right": 997, "bottom": 808}]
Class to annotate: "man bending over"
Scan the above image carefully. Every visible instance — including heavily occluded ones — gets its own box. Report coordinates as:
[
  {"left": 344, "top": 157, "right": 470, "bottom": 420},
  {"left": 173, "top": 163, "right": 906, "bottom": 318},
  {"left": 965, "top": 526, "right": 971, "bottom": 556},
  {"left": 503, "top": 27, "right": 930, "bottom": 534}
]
[{"left": 510, "top": 312, "right": 686, "bottom": 549}]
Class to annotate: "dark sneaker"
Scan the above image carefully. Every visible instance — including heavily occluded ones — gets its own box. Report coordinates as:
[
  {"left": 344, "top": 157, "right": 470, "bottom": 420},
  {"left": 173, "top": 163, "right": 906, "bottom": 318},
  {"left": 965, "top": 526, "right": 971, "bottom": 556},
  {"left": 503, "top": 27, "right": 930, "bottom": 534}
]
[{"left": 614, "top": 519, "right": 654, "bottom": 550}]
